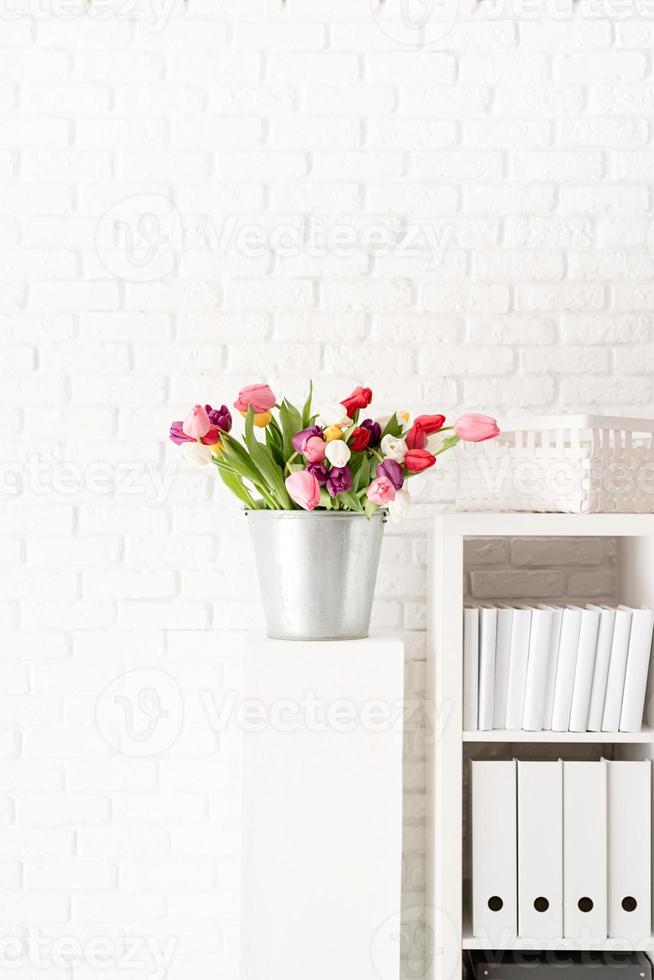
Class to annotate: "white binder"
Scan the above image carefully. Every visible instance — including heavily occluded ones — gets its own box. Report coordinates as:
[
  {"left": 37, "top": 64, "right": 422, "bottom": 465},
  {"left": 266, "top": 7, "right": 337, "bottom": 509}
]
[
  {"left": 541, "top": 605, "right": 563, "bottom": 731},
  {"left": 522, "top": 607, "right": 553, "bottom": 731},
  {"left": 551, "top": 607, "right": 582, "bottom": 732},
  {"left": 602, "top": 607, "right": 633, "bottom": 732},
  {"left": 563, "top": 760, "right": 607, "bottom": 939},
  {"left": 569, "top": 606, "right": 601, "bottom": 732},
  {"left": 505, "top": 608, "right": 532, "bottom": 730},
  {"left": 619, "top": 607, "right": 654, "bottom": 733},
  {"left": 493, "top": 606, "right": 513, "bottom": 730},
  {"left": 478, "top": 606, "right": 497, "bottom": 732},
  {"left": 463, "top": 607, "right": 479, "bottom": 732},
  {"left": 518, "top": 760, "right": 562, "bottom": 939},
  {"left": 472, "top": 760, "right": 517, "bottom": 942},
  {"left": 607, "top": 759, "right": 651, "bottom": 940},
  {"left": 587, "top": 606, "right": 616, "bottom": 733}
]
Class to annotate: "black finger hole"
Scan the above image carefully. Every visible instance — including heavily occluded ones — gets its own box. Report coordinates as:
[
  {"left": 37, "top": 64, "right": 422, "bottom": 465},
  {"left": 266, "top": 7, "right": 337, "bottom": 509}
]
[
  {"left": 488, "top": 896, "right": 503, "bottom": 912},
  {"left": 578, "top": 897, "right": 594, "bottom": 913},
  {"left": 622, "top": 896, "right": 637, "bottom": 912},
  {"left": 534, "top": 896, "right": 550, "bottom": 912}
]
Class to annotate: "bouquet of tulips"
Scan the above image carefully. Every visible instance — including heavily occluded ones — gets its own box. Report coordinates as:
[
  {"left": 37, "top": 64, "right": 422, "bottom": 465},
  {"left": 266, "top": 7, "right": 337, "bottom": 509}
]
[{"left": 169, "top": 382, "right": 499, "bottom": 521}]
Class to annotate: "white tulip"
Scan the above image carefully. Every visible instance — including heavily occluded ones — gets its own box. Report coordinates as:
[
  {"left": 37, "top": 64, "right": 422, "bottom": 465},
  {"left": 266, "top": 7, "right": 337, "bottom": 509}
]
[
  {"left": 380, "top": 434, "right": 407, "bottom": 462},
  {"left": 325, "top": 439, "right": 351, "bottom": 468},
  {"left": 316, "top": 403, "right": 350, "bottom": 428},
  {"left": 388, "top": 489, "right": 411, "bottom": 523},
  {"left": 180, "top": 441, "right": 213, "bottom": 466}
]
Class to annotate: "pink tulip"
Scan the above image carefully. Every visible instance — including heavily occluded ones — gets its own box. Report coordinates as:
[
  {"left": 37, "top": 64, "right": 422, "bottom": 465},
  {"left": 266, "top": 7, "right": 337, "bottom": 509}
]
[
  {"left": 454, "top": 413, "right": 500, "bottom": 443},
  {"left": 367, "top": 476, "right": 396, "bottom": 506},
  {"left": 182, "top": 404, "right": 212, "bottom": 439},
  {"left": 286, "top": 470, "right": 321, "bottom": 510},
  {"left": 303, "top": 436, "right": 326, "bottom": 464},
  {"left": 234, "top": 384, "right": 276, "bottom": 415}
]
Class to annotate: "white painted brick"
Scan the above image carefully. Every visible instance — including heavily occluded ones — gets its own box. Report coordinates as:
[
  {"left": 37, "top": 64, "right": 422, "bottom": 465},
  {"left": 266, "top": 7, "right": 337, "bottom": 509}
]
[
  {"left": 496, "top": 85, "right": 585, "bottom": 115},
  {"left": 365, "top": 53, "right": 456, "bottom": 85},
  {"left": 420, "top": 283, "right": 510, "bottom": 315},
  {"left": 234, "top": 22, "right": 326, "bottom": 49},
  {"left": 462, "top": 118, "right": 551, "bottom": 148},
  {"left": 16, "top": 795, "right": 109, "bottom": 827},
  {"left": 511, "top": 150, "right": 603, "bottom": 181},
  {"left": 418, "top": 345, "right": 514, "bottom": 375},
  {"left": 504, "top": 217, "right": 593, "bottom": 249},
  {"left": 464, "top": 184, "right": 556, "bottom": 214},
  {"left": 475, "top": 251, "right": 564, "bottom": 281},
  {"left": 520, "top": 345, "right": 609, "bottom": 373},
  {"left": 561, "top": 376, "right": 652, "bottom": 405},
  {"left": 368, "top": 118, "right": 458, "bottom": 149},
  {"left": 559, "top": 52, "right": 647, "bottom": 83},
  {"left": 398, "top": 86, "right": 492, "bottom": 116},
  {"left": 24, "top": 861, "right": 115, "bottom": 890},
  {"left": 416, "top": 151, "right": 502, "bottom": 181},
  {"left": 561, "top": 315, "right": 651, "bottom": 345},
  {"left": 516, "top": 283, "right": 606, "bottom": 313},
  {"left": 303, "top": 84, "right": 394, "bottom": 115},
  {"left": 559, "top": 184, "right": 648, "bottom": 216},
  {"left": 560, "top": 117, "right": 648, "bottom": 147},
  {"left": 464, "top": 374, "right": 555, "bottom": 407},
  {"left": 519, "top": 20, "right": 611, "bottom": 49}
]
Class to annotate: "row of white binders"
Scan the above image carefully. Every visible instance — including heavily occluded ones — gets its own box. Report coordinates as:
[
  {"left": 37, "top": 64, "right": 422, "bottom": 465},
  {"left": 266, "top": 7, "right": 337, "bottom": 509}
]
[
  {"left": 472, "top": 759, "right": 651, "bottom": 941},
  {"left": 463, "top": 604, "right": 654, "bottom": 733}
]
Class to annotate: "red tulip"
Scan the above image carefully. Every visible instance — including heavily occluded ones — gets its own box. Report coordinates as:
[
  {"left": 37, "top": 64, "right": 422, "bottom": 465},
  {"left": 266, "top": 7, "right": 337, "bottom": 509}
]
[
  {"left": 404, "top": 449, "right": 436, "bottom": 473},
  {"left": 414, "top": 414, "right": 446, "bottom": 434},
  {"left": 341, "top": 386, "right": 373, "bottom": 416},
  {"left": 405, "top": 423, "right": 428, "bottom": 450},
  {"left": 348, "top": 426, "right": 371, "bottom": 452}
]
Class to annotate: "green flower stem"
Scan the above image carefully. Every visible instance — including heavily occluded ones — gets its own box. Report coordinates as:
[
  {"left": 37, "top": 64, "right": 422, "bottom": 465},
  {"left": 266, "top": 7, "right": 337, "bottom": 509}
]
[{"left": 285, "top": 451, "right": 299, "bottom": 472}]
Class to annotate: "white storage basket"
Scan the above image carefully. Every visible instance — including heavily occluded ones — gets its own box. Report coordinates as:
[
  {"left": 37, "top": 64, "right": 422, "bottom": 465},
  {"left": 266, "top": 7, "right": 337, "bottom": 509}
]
[{"left": 456, "top": 415, "right": 654, "bottom": 514}]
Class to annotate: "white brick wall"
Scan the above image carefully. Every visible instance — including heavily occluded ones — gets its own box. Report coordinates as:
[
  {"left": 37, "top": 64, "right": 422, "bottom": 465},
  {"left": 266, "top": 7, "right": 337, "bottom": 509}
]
[{"left": 1, "top": 0, "right": 653, "bottom": 976}]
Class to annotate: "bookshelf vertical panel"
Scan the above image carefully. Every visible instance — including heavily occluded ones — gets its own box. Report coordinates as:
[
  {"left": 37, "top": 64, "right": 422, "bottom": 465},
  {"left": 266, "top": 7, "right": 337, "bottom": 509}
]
[{"left": 428, "top": 531, "right": 464, "bottom": 980}]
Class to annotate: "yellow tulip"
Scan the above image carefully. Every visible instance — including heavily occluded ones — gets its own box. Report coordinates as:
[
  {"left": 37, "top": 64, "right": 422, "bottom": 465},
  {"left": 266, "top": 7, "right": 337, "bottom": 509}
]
[
  {"left": 398, "top": 410, "right": 410, "bottom": 425},
  {"left": 323, "top": 426, "right": 343, "bottom": 442},
  {"left": 253, "top": 411, "right": 272, "bottom": 428}
]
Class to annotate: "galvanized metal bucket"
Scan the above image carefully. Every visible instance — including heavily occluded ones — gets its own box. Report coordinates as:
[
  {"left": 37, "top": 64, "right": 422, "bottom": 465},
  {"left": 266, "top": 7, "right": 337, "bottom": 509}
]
[{"left": 245, "top": 509, "right": 386, "bottom": 641}]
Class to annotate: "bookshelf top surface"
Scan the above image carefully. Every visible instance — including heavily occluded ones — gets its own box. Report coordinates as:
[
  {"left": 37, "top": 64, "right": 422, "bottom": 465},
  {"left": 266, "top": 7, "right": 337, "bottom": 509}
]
[
  {"left": 463, "top": 726, "right": 654, "bottom": 744},
  {"left": 433, "top": 512, "right": 654, "bottom": 536}
]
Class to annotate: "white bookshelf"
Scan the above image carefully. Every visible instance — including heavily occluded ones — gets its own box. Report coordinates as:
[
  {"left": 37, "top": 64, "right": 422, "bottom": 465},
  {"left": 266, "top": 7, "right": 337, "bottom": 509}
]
[{"left": 427, "top": 513, "right": 654, "bottom": 980}]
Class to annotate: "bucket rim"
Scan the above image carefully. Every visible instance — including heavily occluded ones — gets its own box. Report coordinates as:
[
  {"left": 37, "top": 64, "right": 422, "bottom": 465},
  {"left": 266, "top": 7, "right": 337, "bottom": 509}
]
[{"left": 244, "top": 508, "right": 387, "bottom": 521}]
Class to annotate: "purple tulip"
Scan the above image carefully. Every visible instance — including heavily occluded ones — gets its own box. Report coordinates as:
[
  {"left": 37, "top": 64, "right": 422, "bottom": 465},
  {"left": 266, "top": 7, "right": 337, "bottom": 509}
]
[
  {"left": 306, "top": 462, "right": 329, "bottom": 485},
  {"left": 205, "top": 404, "right": 232, "bottom": 433},
  {"left": 376, "top": 458, "right": 404, "bottom": 490},
  {"left": 326, "top": 465, "right": 353, "bottom": 499},
  {"left": 169, "top": 421, "right": 189, "bottom": 445},
  {"left": 360, "top": 418, "right": 381, "bottom": 448},
  {"left": 292, "top": 425, "right": 322, "bottom": 454}
]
